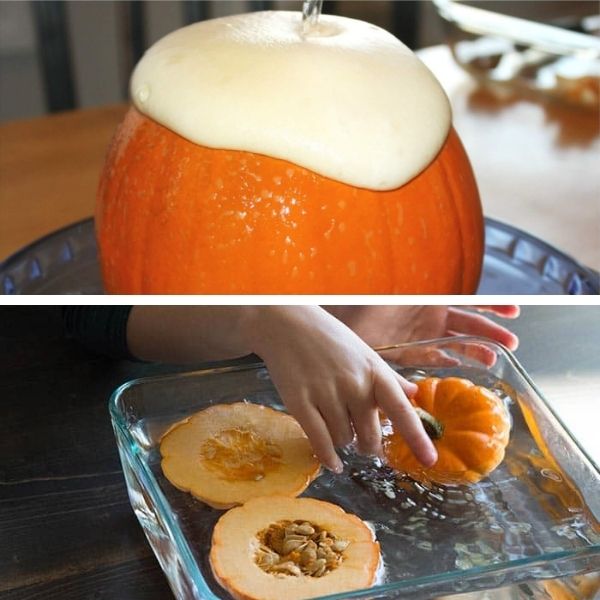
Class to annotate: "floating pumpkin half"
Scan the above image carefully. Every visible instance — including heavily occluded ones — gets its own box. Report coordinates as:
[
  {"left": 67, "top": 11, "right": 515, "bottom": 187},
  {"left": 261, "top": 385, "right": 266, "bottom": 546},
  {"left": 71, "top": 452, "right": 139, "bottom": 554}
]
[
  {"left": 210, "top": 496, "right": 380, "bottom": 600},
  {"left": 160, "top": 403, "right": 320, "bottom": 509},
  {"left": 96, "top": 10, "right": 483, "bottom": 294},
  {"left": 384, "top": 377, "right": 511, "bottom": 485}
]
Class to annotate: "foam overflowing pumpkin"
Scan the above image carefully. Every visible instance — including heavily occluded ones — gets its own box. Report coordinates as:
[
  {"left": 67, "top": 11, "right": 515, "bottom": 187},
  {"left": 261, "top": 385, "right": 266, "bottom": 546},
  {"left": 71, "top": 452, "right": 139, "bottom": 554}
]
[
  {"left": 210, "top": 496, "right": 380, "bottom": 600},
  {"left": 96, "top": 11, "right": 483, "bottom": 294},
  {"left": 160, "top": 402, "right": 320, "bottom": 509},
  {"left": 384, "top": 377, "right": 511, "bottom": 485}
]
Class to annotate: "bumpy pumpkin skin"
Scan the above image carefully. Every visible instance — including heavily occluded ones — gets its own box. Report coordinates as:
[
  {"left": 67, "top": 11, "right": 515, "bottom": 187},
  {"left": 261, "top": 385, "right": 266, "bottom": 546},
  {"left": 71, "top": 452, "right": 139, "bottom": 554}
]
[
  {"left": 209, "top": 496, "right": 380, "bottom": 600},
  {"left": 96, "top": 108, "right": 483, "bottom": 294},
  {"left": 384, "top": 377, "right": 511, "bottom": 485}
]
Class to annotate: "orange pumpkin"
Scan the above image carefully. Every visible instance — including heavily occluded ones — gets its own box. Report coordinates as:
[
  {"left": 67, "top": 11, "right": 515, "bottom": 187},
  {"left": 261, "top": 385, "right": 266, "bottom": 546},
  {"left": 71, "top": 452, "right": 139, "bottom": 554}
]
[
  {"left": 384, "top": 377, "right": 511, "bottom": 485},
  {"left": 96, "top": 107, "right": 483, "bottom": 294}
]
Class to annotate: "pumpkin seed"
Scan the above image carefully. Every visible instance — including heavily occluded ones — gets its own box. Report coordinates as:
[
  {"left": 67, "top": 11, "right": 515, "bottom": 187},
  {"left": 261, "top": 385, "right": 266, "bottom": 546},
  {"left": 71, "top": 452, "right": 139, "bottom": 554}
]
[
  {"left": 282, "top": 538, "right": 307, "bottom": 555},
  {"left": 256, "top": 519, "right": 349, "bottom": 578},
  {"left": 285, "top": 533, "right": 308, "bottom": 542},
  {"left": 256, "top": 545, "right": 280, "bottom": 568},
  {"left": 300, "top": 543, "right": 317, "bottom": 565},
  {"left": 309, "top": 558, "right": 328, "bottom": 577},
  {"left": 271, "top": 561, "right": 302, "bottom": 576},
  {"left": 331, "top": 539, "right": 349, "bottom": 552},
  {"left": 296, "top": 522, "right": 315, "bottom": 535}
]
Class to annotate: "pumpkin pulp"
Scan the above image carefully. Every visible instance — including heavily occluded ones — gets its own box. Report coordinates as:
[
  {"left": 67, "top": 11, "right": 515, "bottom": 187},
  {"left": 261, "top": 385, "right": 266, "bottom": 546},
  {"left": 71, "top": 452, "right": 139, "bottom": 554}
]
[
  {"left": 256, "top": 519, "right": 348, "bottom": 577},
  {"left": 200, "top": 427, "right": 282, "bottom": 481}
]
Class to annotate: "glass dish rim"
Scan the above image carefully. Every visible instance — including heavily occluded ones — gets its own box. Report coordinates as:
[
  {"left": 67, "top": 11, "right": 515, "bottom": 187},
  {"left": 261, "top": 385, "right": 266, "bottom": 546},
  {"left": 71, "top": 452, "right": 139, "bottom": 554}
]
[{"left": 109, "top": 335, "right": 600, "bottom": 600}]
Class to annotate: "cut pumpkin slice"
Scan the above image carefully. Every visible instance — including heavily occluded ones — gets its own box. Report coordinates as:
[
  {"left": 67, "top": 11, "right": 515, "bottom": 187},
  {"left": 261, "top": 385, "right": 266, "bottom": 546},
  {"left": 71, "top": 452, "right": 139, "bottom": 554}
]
[
  {"left": 160, "top": 402, "right": 320, "bottom": 509},
  {"left": 210, "top": 496, "right": 381, "bottom": 600}
]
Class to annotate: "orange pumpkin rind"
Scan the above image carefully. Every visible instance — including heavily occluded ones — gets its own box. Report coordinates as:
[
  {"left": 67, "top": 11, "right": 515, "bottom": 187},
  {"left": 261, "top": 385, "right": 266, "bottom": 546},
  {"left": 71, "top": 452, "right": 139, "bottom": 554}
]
[
  {"left": 384, "top": 377, "right": 511, "bottom": 485},
  {"left": 96, "top": 107, "right": 483, "bottom": 294},
  {"left": 209, "top": 496, "right": 381, "bottom": 600},
  {"left": 160, "top": 402, "right": 320, "bottom": 509}
]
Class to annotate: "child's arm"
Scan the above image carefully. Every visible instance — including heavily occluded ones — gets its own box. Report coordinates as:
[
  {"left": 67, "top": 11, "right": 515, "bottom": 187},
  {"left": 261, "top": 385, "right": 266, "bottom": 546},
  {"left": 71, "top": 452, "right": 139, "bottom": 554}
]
[{"left": 127, "top": 306, "right": 437, "bottom": 473}]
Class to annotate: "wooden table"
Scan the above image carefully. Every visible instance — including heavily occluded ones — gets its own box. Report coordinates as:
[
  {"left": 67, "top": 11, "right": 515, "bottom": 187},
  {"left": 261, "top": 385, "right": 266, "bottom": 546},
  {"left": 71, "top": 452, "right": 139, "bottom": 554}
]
[
  {"left": 418, "top": 47, "right": 600, "bottom": 272},
  {"left": 1, "top": 306, "right": 598, "bottom": 598},
  {"left": 0, "top": 104, "right": 127, "bottom": 263},
  {"left": 0, "top": 307, "right": 253, "bottom": 599},
  {"left": 1, "top": 46, "right": 599, "bottom": 270}
]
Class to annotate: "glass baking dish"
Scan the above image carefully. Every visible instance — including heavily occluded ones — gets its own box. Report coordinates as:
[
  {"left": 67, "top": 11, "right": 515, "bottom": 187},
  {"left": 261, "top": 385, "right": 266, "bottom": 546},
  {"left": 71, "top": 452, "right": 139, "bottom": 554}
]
[{"left": 109, "top": 337, "right": 600, "bottom": 599}]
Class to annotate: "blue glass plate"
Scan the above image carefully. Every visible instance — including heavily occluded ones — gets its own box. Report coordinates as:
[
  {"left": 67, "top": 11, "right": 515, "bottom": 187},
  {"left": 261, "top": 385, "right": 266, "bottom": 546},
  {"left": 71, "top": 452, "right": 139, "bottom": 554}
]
[{"left": 1, "top": 218, "right": 598, "bottom": 294}]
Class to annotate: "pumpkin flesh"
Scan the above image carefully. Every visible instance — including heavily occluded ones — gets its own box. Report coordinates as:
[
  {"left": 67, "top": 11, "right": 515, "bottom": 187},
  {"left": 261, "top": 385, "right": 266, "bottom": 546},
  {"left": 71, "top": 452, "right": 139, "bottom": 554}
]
[
  {"left": 96, "top": 107, "right": 483, "bottom": 294},
  {"left": 160, "top": 403, "right": 320, "bottom": 509}
]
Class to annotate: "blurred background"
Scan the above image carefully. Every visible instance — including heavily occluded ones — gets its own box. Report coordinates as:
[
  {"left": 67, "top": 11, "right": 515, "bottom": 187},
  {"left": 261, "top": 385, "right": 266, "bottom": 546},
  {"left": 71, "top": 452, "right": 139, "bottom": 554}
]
[{"left": 1, "top": 0, "right": 598, "bottom": 122}]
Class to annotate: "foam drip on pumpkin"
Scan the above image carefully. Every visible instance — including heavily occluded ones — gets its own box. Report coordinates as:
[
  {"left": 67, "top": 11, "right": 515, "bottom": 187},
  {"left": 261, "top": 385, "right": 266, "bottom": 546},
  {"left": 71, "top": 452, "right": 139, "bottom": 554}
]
[{"left": 130, "top": 10, "right": 451, "bottom": 191}]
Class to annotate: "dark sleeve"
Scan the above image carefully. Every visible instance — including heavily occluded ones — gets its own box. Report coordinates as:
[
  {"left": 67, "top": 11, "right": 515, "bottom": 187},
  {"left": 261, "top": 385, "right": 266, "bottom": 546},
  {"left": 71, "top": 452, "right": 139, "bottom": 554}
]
[{"left": 62, "top": 306, "right": 135, "bottom": 360}]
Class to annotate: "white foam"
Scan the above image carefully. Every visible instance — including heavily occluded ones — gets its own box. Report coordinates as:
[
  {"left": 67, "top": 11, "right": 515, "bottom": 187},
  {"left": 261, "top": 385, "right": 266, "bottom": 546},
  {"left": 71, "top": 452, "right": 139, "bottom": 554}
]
[{"left": 131, "top": 11, "right": 451, "bottom": 190}]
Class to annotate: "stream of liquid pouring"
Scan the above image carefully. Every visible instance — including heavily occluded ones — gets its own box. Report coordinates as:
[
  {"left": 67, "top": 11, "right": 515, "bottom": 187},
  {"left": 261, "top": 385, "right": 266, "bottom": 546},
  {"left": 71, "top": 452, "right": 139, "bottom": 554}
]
[{"left": 302, "top": 0, "right": 323, "bottom": 34}]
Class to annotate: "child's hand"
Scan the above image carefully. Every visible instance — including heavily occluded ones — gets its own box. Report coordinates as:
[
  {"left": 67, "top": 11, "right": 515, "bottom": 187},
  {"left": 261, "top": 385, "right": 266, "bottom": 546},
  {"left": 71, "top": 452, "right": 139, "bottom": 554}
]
[
  {"left": 327, "top": 306, "right": 519, "bottom": 352},
  {"left": 128, "top": 305, "right": 512, "bottom": 475},
  {"left": 246, "top": 307, "right": 437, "bottom": 474}
]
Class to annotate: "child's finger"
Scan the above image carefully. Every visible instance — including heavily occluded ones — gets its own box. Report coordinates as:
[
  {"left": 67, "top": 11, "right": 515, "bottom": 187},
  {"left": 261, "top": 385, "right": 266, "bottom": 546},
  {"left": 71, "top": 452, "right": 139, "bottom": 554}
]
[
  {"left": 374, "top": 367, "right": 437, "bottom": 467},
  {"left": 350, "top": 402, "right": 384, "bottom": 457},
  {"left": 318, "top": 396, "right": 355, "bottom": 448},
  {"left": 384, "top": 348, "right": 461, "bottom": 369},
  {"left": 444, "top": 333, "right": 499, "bottom": 366},
  {"left": 291, "top": 401, "right": 344, "bottom": 473},
  {"left": 394, "top": 373, "right": 418, "bottom": 396},
  {"left": 463, "top": 305, "right": 520, "bottom": 318}
]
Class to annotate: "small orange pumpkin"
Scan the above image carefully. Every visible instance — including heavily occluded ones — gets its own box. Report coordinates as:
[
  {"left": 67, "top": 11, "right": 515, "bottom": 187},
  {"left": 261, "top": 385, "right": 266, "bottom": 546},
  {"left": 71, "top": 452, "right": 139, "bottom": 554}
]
[
  {"left": 209, "top": 496, "right": 380, "bottom": 600},
  {"left": 160, "top": 402, "right": 320, "bottom": 509},
  {"left": 96, "top": 107, "right": 483, "bottom": 294},
  {"left": 384, "top": 377, "right": 511, "bottom": 485}
]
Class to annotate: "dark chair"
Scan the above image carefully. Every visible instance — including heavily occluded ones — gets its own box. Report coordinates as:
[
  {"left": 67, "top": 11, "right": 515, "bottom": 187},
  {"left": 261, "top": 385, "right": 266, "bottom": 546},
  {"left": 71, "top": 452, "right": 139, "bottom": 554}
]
[
  {"left": 32, "top": 0, "right": 147, "bottom": 112},
  {"left": 391, "top": 0, "right": 421, "bottom": 49},
  {"left": 322, "top": 1, "right": 420, "bottom": 49},
  {"left": 183, "top": 0, "right": 210, "bottom": 24},
  {"left": 31, "top": 1, "right": 77, "bottom": 111},
  {"left": 31, "top": 1, "right": 418, "bottom": 114}
]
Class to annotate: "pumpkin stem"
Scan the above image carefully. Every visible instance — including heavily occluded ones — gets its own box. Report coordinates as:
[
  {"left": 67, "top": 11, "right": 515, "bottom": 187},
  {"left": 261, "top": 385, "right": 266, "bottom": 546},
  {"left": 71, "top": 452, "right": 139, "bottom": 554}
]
[{"left": 415, "top": 407, "right": 444, "bottom": 440}]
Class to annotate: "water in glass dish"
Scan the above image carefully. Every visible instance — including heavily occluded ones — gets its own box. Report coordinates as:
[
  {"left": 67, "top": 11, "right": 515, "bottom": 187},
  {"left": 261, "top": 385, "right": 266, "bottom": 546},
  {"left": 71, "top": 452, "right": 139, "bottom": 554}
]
[{"left": 122, "top": 371, "right": 599, "bottom": 599}]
